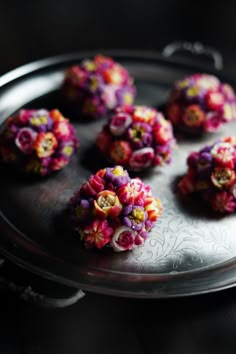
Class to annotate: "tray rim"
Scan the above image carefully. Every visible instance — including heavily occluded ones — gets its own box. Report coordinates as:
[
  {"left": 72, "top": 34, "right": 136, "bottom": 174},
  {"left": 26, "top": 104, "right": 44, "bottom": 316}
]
[{"left": 1, "top": 49, "right": 236, "bottom": 298}]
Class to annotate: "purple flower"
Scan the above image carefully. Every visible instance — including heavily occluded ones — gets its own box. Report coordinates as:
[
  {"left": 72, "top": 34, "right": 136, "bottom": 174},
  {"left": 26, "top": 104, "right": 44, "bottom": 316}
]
[
  {"left": 122, "top": 205, "right": 147, "bottom": 231},
  {"left": 15, "top": 127, "right": 37, "bottom": 154},
  {"left": 29, "top": 109, "right": 53, "bottom": 132},
  {"left": 104, "top": 166, "right": 130, "bottom": 188},
  {"left": 127, "top": 122, "right": 152, "bottom": 149},
  {"left": 196, "top": 152, "right": 213, "bottom": 176}
]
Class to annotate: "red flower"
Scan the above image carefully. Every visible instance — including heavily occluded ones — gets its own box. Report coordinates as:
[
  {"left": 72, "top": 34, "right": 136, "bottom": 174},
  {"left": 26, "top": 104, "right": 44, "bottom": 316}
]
[{"left": 83, "top": 219, "right": 113, "bottom": 249}]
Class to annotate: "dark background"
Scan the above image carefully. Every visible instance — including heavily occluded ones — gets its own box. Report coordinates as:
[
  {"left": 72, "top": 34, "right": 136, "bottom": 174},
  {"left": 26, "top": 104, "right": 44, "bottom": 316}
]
[{"left": 1, "top": 0, "right": 236, "bottom": 75}]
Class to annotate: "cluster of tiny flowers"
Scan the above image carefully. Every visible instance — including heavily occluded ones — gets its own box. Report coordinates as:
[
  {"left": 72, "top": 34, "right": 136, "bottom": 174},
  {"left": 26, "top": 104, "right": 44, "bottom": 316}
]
[
  {"left": 166, "top": 73, "right": 236, "bottom": 134},
  {"left": 69, "top": 165, "right": 163, "bottom": 251},
  {"left": 0, "top": 109, "right": 78, "bottom": 176},
  {"left": 178, "top": 137, "right": 236, "bottom": 213},
  {"left": 96, "top": 105, "right": 176, "bottom": 171},
  {"left": 62, "top": 55, "right": 136, "bottom": 118}
]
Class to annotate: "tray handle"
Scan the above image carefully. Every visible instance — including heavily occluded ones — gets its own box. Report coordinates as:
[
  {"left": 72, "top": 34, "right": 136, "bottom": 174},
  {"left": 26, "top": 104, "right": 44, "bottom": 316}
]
[
  {"left": 162, "top": 41, "right": 223, "bottom": 71},
  {"left": 0, "top": 258, "right": 85, "bottom": 308}
]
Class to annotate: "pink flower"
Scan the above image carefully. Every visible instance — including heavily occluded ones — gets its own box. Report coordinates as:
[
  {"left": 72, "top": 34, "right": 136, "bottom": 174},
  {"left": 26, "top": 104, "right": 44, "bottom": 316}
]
[
  {"left": 83, "top": 219, "right": 113, "bottom": 249},
  {"left": 117, "top": 178, "right": 146, "bottom": 206},
  {"left": 50, "top": 157, "right": 69, "bottom": 171},
  {"left": 133, "top": 106, "right": 157, "bottom": 125},
  {"left": 80, "top": 174, "right": 105, "bottom": 197},
  {"left": 129, "top": 147, "right": 154, "bottom": 170},
  {"left": 111, "top": 226, "right": 137, "bottom": 252},
  {"left": 178, "top": 170, "right": 196, "bottom": 195},
  {"left": 204, "top": 112, "right": 221, "bottom": 132},
  {"left": 15, "top": 127, "right": 37, "bottom": 154},
  {"left": 210, "top": 191, "right": 236, "bottom": 213},
  {"left": 211, "top": 142, "right": 234, "bottom": 168},
  {"left": 53, "top": 119, "right": 73, "bottom": 140},
  {"left": 109, "top": 112, "right": 132, "bottom": 136},
  {"left": 96, "top": 129, "right": 113, "bottom": 154},
  {"left": 205, "top": 90, "right": 224, "bottom": 110}
]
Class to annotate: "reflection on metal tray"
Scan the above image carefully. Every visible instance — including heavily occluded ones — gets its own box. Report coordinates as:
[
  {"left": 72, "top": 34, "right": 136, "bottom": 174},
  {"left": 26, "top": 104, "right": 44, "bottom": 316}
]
[{"left": 1, "top": 50, "right": 236, "bottom": 298}]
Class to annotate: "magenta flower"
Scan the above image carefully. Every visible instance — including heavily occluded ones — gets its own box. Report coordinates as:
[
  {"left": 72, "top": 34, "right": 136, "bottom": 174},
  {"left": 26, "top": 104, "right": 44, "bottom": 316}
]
[
  {"left": 83, "top": 219, "right": 113, "bottom": 249},
  {"left": 15, "top": 127, "right": 37, "bottom": 154},
  {"left": 129, "top": 147, "right": 155, "bottom": 170},
  {"left": 109, "top": 112, "right": 132, "bottom": 136},
  {"left": 110, "top": 226, "right": 137, "bottom": 252},
  {"left": 210, "top": 191, "right": 236, "bottom": 213}
]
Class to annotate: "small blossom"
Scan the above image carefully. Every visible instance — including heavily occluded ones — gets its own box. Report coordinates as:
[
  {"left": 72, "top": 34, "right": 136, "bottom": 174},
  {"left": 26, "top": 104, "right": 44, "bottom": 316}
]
[
  {"left": 110, "top": 140, "right": 132, "bottom": 165},
  {"left": 117, "top": 178, "right": 146, "bottom": 206},
  {"left": 80, "top": 174, "right": 105, "bottom": 197},
  {"left": 34, "top": 132, "right": 58, "bottom": 158},
  {"left": 129, "top": 147, "right": 155, "bottom": 170},
  {"left": 94, "top": 190, "right": 122, "bottom": 218},
  {"left": 182, "top": 105, "right": 205, "bottom": 127},
  {"left": 166, "top": 103, "right": 181, "bottom": 125},
  {"left": 178, "top": 170, "right": 196, "bottom": 195},
  {"left": 127, "top": 122, "right": 152, "bottom": 148},
  {"left": 211, "top": 142, "right": 234, "bottom": 168},
  {"left": 204, "top": 112, "right": 222, "bottom": 132},
  {"left": 111, "top": 226, "right": 137, "bottom": 252},
  {"left": 109, "top": 112, "right": 132, "bottom": 136},
  {"left": 205, "top": 90, "right": 224, "bottom": 110},
  {"left": 96, "top": 129, "right": 113, "bottom": 154},
  {"left": 104, "top": 166, "right": 130, "bottom": 188},
  {"left": 83, "top": 219, "right": 113, "bottom": 249},
  {"left": 144, "top": 197, "right": 163, "bottom": 223},
  {"left": 211, "top": 167, "right": 235, "bottom": 189},
  {"left": 210, "top": 191, "right": 236, "bottom": 213},
  {"left": 133, "top": 106, "right": 157, "bottom": 125},
  {"left": 15, "top": 127, "right": 37, "bottom": 154},
  {"left": 122, "top": 205, "right": 147, "bottom": 231},
  {"left": 196, "top": 152, "right": 213, "bottom": 176}
]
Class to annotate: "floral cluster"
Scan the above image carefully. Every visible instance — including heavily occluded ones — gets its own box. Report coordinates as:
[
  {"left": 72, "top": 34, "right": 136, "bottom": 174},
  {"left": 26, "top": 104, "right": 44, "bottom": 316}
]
[
  {"left": 0, "top": 109, "right": 78, "bottom": 176},
  {"left": 69, "top": 165, "right": 163, "bottom": 251},
  {"left": 178, "top": 137, "right": 236, "bottom": 213},
  {"left": 166, "top": 73, "right": 236, "bottom": 134},
  {"left": 62, "top": 54, "right": 136, "bottom": 118},
  {"left": 96, "top": 105, "right": 176, "bottom": 171}
]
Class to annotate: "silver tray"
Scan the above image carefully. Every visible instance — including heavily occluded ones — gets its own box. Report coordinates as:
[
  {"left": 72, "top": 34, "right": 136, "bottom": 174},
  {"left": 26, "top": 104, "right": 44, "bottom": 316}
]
[{"left": 1, "top": 49, "right": 236, "bottom": 298}]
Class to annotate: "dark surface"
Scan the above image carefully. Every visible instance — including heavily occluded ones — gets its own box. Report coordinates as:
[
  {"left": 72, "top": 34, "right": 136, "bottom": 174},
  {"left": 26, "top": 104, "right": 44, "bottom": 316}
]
[
  {"left": 2, "top": 52, "right": 236, "bottom": 298},
  {"left": 2, "top": 272, "right": 236, "bottom": 354}
]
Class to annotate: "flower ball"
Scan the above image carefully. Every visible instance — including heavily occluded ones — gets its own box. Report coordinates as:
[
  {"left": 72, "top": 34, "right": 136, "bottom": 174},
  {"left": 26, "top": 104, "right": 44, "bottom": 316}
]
[
  {"left": 96, "top": 105, "right": 176, "bottom": 171},
  {"left": 166, "top": 73, "right": 236, "bottom": 134},
  {"left": 0, "top": 109, "right": 79, "bottom": 176},
  {"left": 69, "top": 165, "right": 163, "bottom": 252},
  {"left": 178, "top": 137, "right": 236, "bottom": 213},
  {"left": 62, "top": 54, "right": 136, "bottom": 118}
]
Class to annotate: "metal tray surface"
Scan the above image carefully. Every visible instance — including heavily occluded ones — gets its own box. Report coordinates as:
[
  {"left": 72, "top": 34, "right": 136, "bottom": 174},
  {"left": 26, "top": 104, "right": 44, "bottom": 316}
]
[{"left": 1, "top": 50, "right": 236, "bottom": 298}]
